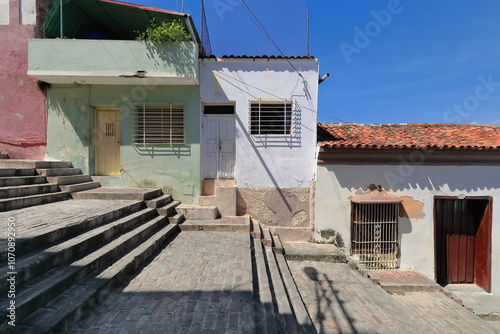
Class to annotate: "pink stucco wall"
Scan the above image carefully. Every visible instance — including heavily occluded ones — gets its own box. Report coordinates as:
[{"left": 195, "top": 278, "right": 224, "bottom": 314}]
[{"left": 0, "top": 0, "right": 46, "bottom": 159}]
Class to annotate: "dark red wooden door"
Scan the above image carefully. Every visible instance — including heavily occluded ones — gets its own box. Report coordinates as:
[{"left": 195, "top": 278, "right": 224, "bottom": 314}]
[{"left": 435, "top": 198, "right": 491, "bottom": 291}]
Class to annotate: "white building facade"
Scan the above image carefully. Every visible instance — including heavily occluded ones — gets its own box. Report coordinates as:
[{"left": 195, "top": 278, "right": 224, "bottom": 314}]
[{"left": 200, "top": 56, "right": 319, "bottom": 240}]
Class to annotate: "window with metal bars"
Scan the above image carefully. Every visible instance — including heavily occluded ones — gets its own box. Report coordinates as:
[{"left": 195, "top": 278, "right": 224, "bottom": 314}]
[
  {"left": 351, "top": 202, "right": 399, "bottom": 269},
  {"left": 249, "top": 100, "right": 292, "bottom": 135},
  {"left": 133, "top": 105, "right": 185, "bottom": 145}
]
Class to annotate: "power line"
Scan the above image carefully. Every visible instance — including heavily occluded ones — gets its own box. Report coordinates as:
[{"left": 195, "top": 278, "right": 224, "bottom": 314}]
[{"left": 238, "top": 0, "right": 304, "bottom": 78}]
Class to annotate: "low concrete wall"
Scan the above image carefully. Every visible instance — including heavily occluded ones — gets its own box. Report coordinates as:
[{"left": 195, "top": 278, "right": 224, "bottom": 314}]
[{"left": 237, "top": 187, "right": 314, "bottom": 241}]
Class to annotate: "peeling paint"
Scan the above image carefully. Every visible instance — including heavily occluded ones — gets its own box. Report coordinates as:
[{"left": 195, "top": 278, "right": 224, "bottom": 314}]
[
  {"left": 14, "top": 112, "right": 24, "bottom": 120},
  {"left": 399, "top": 196, "right": 425, "bottom": 219}
]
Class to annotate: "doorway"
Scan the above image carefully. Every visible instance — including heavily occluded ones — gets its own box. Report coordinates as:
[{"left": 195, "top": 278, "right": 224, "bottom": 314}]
[
  {"left": 95, "top": 108, "right": 120, "bottom": 175},
  {"left": 434, "top": 197, "right": 492, "bottom": 292},
  {"left": 202, "top": 105, "right": 235, "bottom": 179}
]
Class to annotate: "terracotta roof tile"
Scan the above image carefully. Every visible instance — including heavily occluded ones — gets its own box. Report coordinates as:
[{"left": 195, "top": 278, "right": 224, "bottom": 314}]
[{"left": 318, "top": 123, "right": 500, "bottom": 151}]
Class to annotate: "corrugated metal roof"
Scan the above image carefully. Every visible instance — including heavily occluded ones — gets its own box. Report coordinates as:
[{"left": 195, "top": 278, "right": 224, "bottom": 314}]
[{"left": 40, "top": 0, "right": 199, "bottom": 42}]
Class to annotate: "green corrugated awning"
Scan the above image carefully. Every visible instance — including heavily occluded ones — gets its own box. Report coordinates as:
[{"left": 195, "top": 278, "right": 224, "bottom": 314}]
[{"left": 40, "top": 0, "right": 200, "bottom": 43}]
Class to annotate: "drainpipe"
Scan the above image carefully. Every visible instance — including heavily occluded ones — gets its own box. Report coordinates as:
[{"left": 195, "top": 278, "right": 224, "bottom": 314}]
[
  {"left": 59, "top": 0, "right": 63, "bottom": 38},
  {"left": 183, "top": 14, "right": 197, "bottom": 46}
]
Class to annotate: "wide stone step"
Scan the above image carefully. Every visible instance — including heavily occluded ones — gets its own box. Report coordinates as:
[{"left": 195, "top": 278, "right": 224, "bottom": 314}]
[
  {"left": 0, "top": 208, "right": 158, "bottom": 294},
  {"left": 158, "top": 200, "right": 181, "bottom": 216},
  {"left": 0, "top": 176, "right": 46, "bottom": 187},
  {"left": 72, "top": 187, "right": 162, "bottom": 201},
  {"left": 0, "top": 201, "right": 145, "bottom": 259},
  {"left": 179, "top": 216, "right": 250, "bottom": 232},
  {"left": 0, "top": 215, "right": 170, "bottom": 331},
  {"left": 175, "top": 204, "right": 219, "bottom": 220},
  {"left": 252, "top": 238, "right": 279, "bottom": 334},
  {"left": 0, "top": 168, "right": 35, "bottom": 177},
  {"left": 13, "top": 223, "right": 179, "bottom": 334},
  {"left": 271, "top": 235, "right": 315, "bottom": 333},
  {"left": 36, "top": 168, "right": 82, "bottom": 177},
  {"left": 0, "top": 160, "right": 73, "bottom": 169},
  {"left": 46, "top": 175, "right": 92, "bottom": 185},
  {"left": 59, "top": 181, "right": 101, "bottom": 193},
  {"left": 0, "top": 183, "right": 59, "bottom": 199},
  {"left": 144, "top": 194, "right": 172, "bottom": 208},
  {"left": 263, "top": 241, "right": 300, "bottom": 334},
  {"left": 0, "top": 192, "right": 71, "bottom": 212}
]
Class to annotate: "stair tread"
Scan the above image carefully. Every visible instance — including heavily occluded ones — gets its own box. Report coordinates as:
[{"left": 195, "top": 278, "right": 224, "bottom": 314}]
[
  {"left": 0, "top": 200, "right": 144, "bottom": 260},
  {"left": 0, "top": 208, "right": 157, "bottom": 290},
  {"left": 0, "top": 192, "right": 69, "bottom": 202},
  {"left": 0, "top": 183, "right": 57, "bottom": 190},
  {"left": 15, "top": 223, "right": 179, "bottom": 333},
  {"left": 0, "top": 215, "right": 168, "bottom": 327}
]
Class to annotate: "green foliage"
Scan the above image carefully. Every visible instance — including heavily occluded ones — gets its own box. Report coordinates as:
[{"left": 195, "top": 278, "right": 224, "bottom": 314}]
[{"left": 136, "top": 19, "right": 192, "bottom": 42}]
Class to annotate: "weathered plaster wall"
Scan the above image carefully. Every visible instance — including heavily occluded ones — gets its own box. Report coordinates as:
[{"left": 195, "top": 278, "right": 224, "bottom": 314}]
[
  {"left": 0, "top": 0, "right": 47, "bottom": 159},
  {"left": 200, "top": 59, "right": 318, "bottom": 238},
  {"left": 316, "top": 164, "right": 500, "bottom": 293},
  {"left": 200, "top": 59, "right": 319, "bottom": 189},
  {"left": 46, "top": 84, "right": 200, "bottom": 203}
]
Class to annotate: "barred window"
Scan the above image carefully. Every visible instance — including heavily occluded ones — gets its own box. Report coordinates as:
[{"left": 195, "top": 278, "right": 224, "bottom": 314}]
[
  {"left": 249, "top": 100, "right": 292, "bottom": 135},
  {"left": 133, "top": 105, "right": 184, "bottom": 145}
]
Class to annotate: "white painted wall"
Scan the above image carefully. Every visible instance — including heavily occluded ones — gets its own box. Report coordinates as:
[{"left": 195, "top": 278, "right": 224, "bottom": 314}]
[
  {"left": 0, "top": 0, "right": 9, "bottom": 25},
  {"left": 200, "top": 58, "right": 319, "bottom": 188},
  {"left": 21, "top": 0, "right": 36, "bottom": 25},
  {"left": 316, "top": 164, "right": 500, "bottom": 294}
]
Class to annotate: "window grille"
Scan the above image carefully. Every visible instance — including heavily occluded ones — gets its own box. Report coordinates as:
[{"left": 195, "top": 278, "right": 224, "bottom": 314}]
[
  {"left": 351, "top": 202, "right": 399, "bottom": 269},
  {"left": 249, "top": 99, "right": 292, "bottom": 135},
  {"left": 133, "top": 104, "right": 185, "bottom": 145}
]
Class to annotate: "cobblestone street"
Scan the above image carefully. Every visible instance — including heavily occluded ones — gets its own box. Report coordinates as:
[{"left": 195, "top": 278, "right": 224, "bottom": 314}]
[
  {"left": 71, "top": 231, "right": 255, "bottom": 334},
  {"left": 288, "top": 261, "right": 499, "bottom": 334}
]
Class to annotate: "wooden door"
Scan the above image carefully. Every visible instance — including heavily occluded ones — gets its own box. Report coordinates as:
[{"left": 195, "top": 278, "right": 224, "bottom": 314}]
[
  {"left": 95, "top": 108, "right": 120, "bottom": 175},
  {"left": 202, "top": 115, "right": 235, "bottom": 179},
  {"left": 435, "top": 198, "right": 491, "bottom": 291}
]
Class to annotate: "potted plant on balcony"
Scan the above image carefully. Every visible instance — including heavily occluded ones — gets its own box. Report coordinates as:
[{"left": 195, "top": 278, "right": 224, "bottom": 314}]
[{"left": 136, "top": 19, "right": 192, "bottom": 42}]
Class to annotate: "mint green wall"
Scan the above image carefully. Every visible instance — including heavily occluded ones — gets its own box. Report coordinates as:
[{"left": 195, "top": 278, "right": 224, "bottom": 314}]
[
  {"left": 29, "top": 40, "right": 198, "bottom": 84},
  {"left": 46, "top": 84, "right": 200, "bottom": 203}
]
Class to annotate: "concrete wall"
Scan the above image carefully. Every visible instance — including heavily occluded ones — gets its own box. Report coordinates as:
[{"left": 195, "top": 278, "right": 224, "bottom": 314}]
[
  {"left": 0, "top": 0, "right": 49, "bottom": 159},
  {"left": 315, "top": 164, "right": 500, "bottom": 293},
  {"left": 200, "top": 58, "right": 319, "bottom": 239},
  {"left": 28, "top": 40, "right": 199, "bottom": 85},
  {"left": 46, "top": 84, "right": 200, "bottom": 203}
]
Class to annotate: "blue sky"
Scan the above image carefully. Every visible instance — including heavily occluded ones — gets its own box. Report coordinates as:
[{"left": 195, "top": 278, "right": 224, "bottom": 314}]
[{"left": 127, "top": 0, "right": 500, "bottom": 126}]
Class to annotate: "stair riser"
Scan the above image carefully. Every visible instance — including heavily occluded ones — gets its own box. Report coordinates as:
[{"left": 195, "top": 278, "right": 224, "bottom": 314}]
[
  {"left": 0, "top": 216, "right": 168, "bottom": 328},
  {"left": 145, "top": 195, "right": 172, "bottom": 208},
  {"left": 60, "top": 182, "right": 101, "bottom": 193},
  {"left": 45, "top": 224, "right": 180, "bottom": 334},
  {"left": 46, "top": 175, "right": 92, "bottom": 185},
  {"left": 0, "top": 209, "right": 158, "bottom": 294},
  {"left": 158, "top": 201, "right": 181, "bottom": 216},
  {"left": 73, "top": 189, "right": 162, "bottom": 201},
  {"left": 0, "top": 161, "right": 73, "bottom": 169},
  {"left": 0, "top": 202, "right": 145, "bottom": 260},
  {"left": 0, "top": 192, "right": 71, "bottom": 212},
  {"left": 0, "top": 168, "right": 35, "bottom": 177},
  {"left": 0, "top": 184, "right": 59, "bottom": 199},
  {"left": 0, "top": 176, "right": 47, "bottom": 187},
  {"left": 36, "top": 168, "right": 82, "bottom": 176}
]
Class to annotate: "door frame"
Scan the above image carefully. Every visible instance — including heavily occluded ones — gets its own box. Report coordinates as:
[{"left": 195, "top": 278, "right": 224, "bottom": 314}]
[
  {"left": 433, "top": 196, "right": 492, "bottom": 292},
  {"left": 201, "top": 112, "right": 235, "bottom": 180}
]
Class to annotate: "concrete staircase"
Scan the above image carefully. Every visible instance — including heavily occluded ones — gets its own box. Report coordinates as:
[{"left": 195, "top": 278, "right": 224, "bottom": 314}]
[
  {"left": 177, "top": 216, "right": 317, "bottom": 333},
  {"left": 175, "top": 179, "right": 237, "bottom": 220},
  {"left": 250, "top": 220, "right": 317, "bottom": 334},
  {"left": 0, "top": 192, "right": 182, "bottom": 333},
  {"left": 0, "top": 159, "right": 101, "bottom": 212}
]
